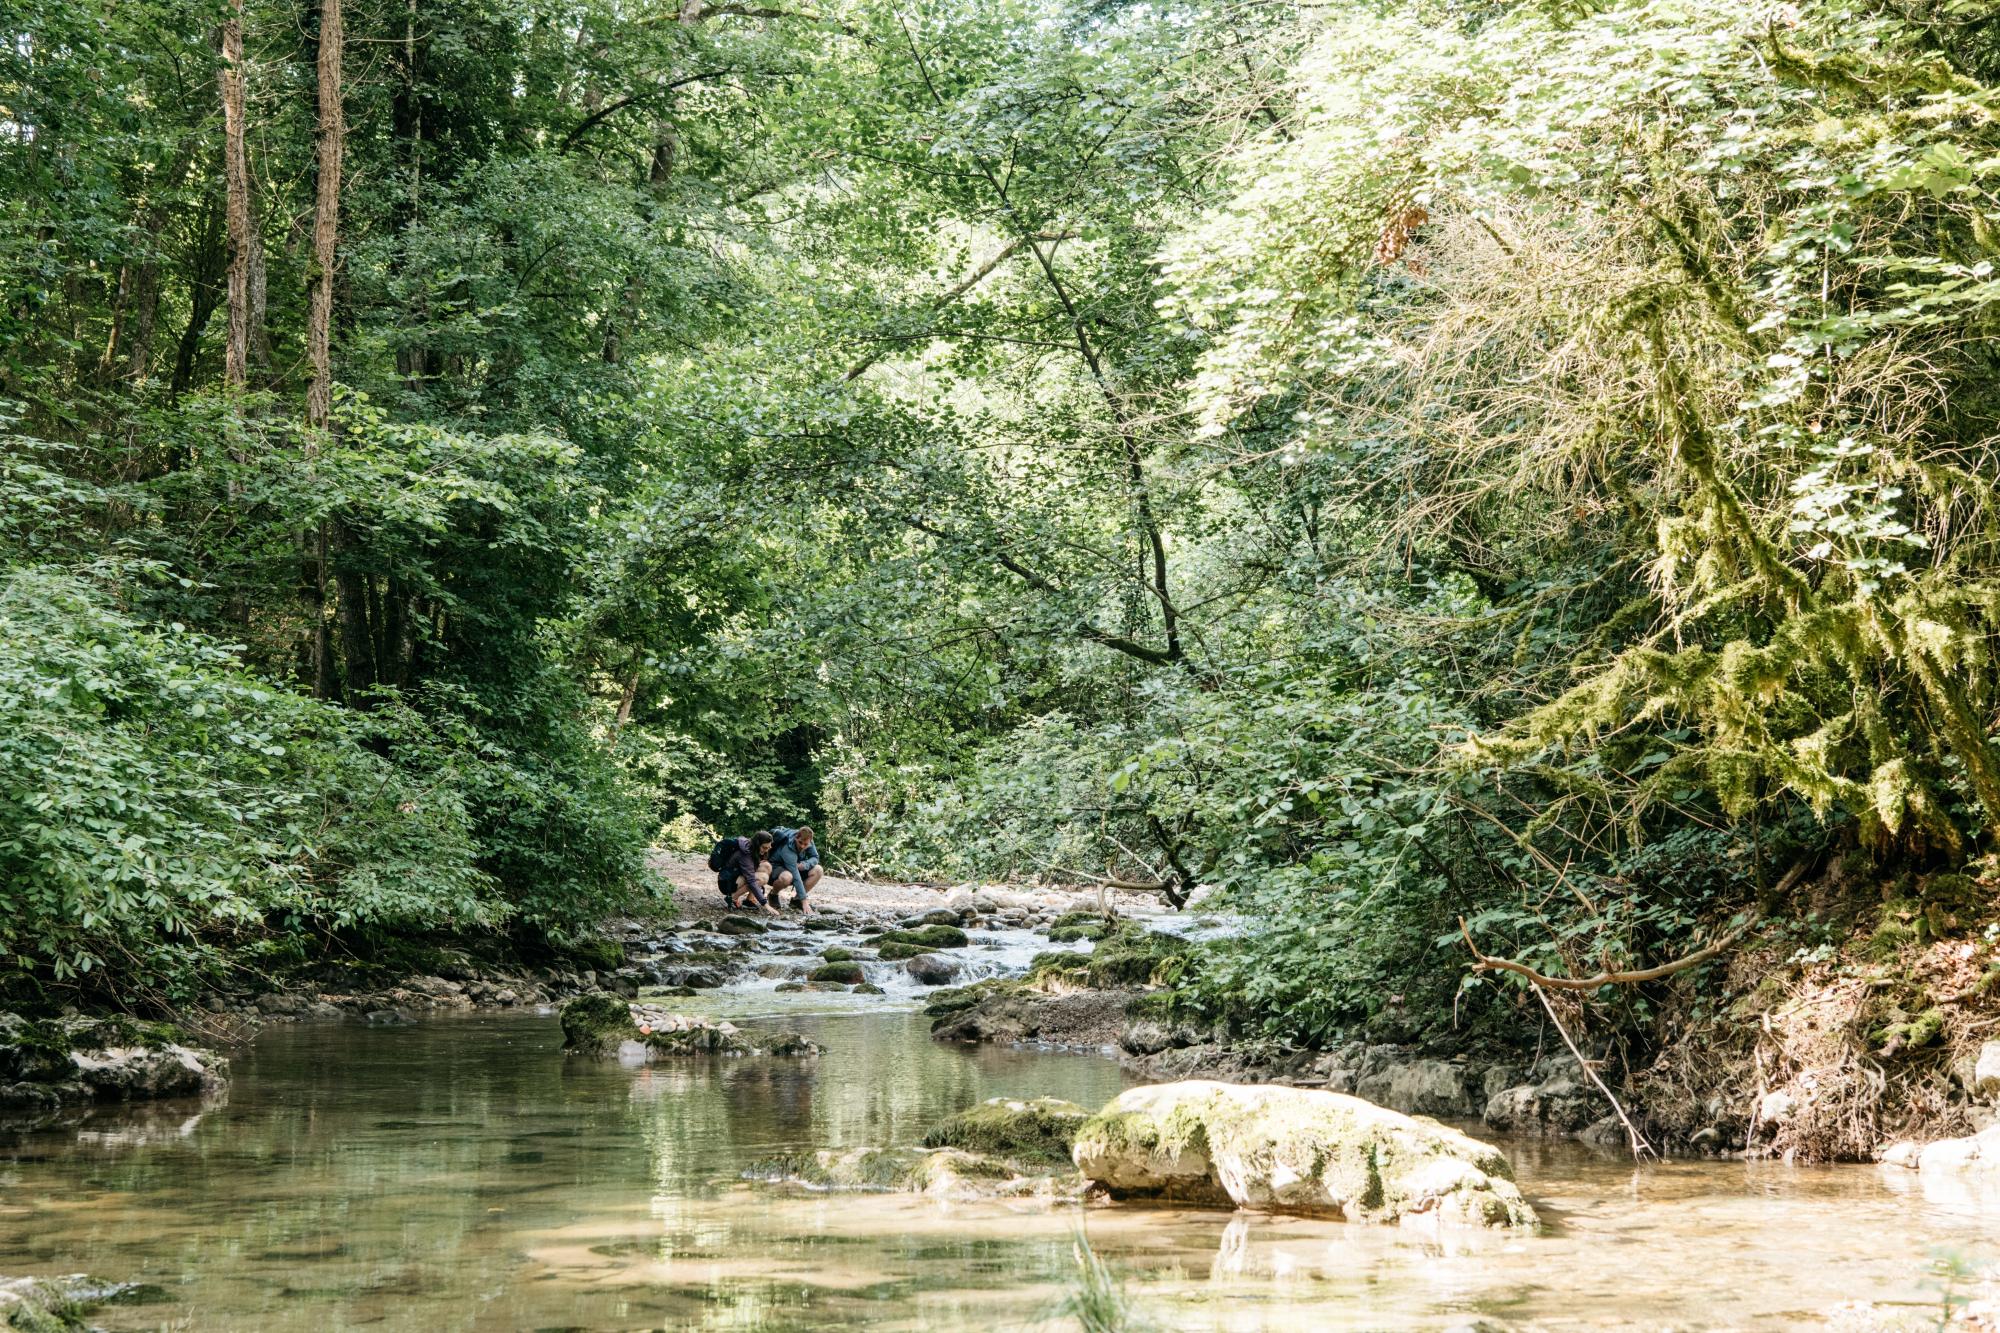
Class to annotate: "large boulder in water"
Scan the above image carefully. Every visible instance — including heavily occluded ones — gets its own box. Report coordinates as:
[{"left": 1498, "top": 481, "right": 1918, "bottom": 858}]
[
  {"left": 905, "top": 953, "right": 962, "bottom": 986},
  {"left": 1071, "top": 1080, "right": 1536, "bottom": 1229},
  {"left": 1917, "top": 1124, "right": 2000, "bottom": 1179}
]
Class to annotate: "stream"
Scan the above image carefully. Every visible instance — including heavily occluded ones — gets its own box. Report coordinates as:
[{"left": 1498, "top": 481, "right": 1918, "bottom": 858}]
[{"left": 3, "top": 923, "right": 1999, "bottom": 1330}]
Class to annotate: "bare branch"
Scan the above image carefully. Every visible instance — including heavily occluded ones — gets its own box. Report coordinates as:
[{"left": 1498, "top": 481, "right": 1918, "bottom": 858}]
[{"left": 1457, "top": 862, "right": 1805, "bottom": 991}]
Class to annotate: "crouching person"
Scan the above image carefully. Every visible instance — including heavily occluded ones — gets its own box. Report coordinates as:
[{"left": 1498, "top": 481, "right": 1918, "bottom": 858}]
[
  {"left": 767, "top": 826, "right": 824, "bottom": 913},
  {"left": 709, "top": 830, "right": 779, "bottom": 915}
]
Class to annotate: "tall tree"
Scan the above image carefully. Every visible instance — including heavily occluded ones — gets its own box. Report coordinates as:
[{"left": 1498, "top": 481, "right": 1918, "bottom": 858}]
[
  {"left": 217, "top": 0, "right": 253, "bottom": 390},
  {"left": 306, "top": 0, "right": 343, "bottom": 430}
]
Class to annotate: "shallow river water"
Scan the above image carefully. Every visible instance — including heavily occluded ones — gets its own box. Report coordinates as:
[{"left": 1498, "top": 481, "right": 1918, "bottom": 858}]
[{"left": 2, "top": 1000, "right": 1997, "bottom": 1331}]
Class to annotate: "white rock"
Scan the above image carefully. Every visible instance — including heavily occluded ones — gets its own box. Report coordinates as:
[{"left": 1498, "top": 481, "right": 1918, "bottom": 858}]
[
  {"left": 1974, "top": 1041, "right": 2000, "bottom": 1099},
  {"left": 1072, "top": 1079, "right": 1536, "bottom": 1228},
  {"left": 1878, "top": 1140, "right": 1922, "bottom": 1170},
  {"left": 1919, "top": 1124, "right": 2000, "bottom": 1177}
]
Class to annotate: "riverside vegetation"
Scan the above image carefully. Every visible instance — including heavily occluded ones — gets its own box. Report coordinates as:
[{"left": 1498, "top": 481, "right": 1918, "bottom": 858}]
[{"left": 11, "top": 0, "right": 2000, "bottom": 1184}]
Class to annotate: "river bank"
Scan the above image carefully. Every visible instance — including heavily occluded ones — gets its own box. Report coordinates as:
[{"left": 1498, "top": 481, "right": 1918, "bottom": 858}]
[
  {"left": 5, "top": 1002, "right": 1999, "bottom": 1330},
  {"left": 15, "top": 852, "right": 2000, "bottom": 1179}
]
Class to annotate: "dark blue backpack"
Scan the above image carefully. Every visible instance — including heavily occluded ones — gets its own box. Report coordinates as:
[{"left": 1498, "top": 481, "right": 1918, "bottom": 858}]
[{"left": 706, "top": 837, "right": 738, "bottom": 872}]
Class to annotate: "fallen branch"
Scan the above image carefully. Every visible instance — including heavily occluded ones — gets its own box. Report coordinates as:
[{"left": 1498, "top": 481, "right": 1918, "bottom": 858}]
[{"left": 1529, "top": 982, "right": 1656, "bottom": 1161}]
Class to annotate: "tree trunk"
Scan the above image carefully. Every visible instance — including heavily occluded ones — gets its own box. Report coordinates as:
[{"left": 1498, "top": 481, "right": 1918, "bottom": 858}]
[
  {"left": 169, "top": 201, "right": 227, "bottom": 400},
  {"left": 336, "top": 559, "right": 375, "bottom": 700},
  {"left": 306, "top": 0, "right": 344, "bottom": 431},
  {"left": 96, "top": 265, "right": 132, "bottom": 384},
  {"left": 125, "top": 259, "right": 161, "bottom": 382},
  {"left": 302, "top": 0, "right": 345, "bottom": 697},
  {"left": 218, "top": 0, "right": 253, "bottom": 391}
]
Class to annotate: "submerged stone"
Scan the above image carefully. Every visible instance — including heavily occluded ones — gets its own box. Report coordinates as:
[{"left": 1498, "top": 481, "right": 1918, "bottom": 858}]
[
  {"left": 746, "top": 1145, "right": 1083, "bottom": 1202},
  {"left": 0, "top": 1272, "right": 98, "bottom": 1331},
  {"left": 922, "top": 1096, "right": 1091, "bottom": 1162},
  {"left": 1072, "top": 1079, "right": 1537, "bottom": 1229},
  {"left": 558, "top": 994, "right": 819, "bottom": 1061}
]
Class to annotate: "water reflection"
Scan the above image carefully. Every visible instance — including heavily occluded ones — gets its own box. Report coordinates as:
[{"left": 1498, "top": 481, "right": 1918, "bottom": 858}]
[{"left": 0, "top": 1009, "right": 1994, "bottom": 1330}]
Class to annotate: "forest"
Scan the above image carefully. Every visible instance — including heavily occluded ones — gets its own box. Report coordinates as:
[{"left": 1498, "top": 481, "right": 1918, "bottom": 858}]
[{"left": 11, "top": 0, "right": 2000, "bottom": 1166}]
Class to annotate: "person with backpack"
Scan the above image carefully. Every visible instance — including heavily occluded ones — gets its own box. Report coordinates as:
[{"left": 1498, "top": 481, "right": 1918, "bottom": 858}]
[
  {"left": 766, "top": 826, "right": 823, "bottom": 913},
  {"left": 708, "top": 830, "right": 778, "bottom": 914}
]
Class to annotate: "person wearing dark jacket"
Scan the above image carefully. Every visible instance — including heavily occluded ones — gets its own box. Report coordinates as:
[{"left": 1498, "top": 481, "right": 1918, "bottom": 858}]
[
  {"left": 718, "top": 830, "right": 778, "bottom": 914},
  {"left": 766, "top": 826, "right": 823, "bottom": 913}
]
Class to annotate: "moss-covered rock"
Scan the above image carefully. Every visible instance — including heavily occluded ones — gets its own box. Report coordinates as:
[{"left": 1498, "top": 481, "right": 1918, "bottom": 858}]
[
  {"left": 1085, "top": 925, "right": 1191, "bottom": 988},
  {"left": 922, "top": 1096, "right": 1091, "bottom": 1162},
  {"left": 1026, "top": 950, "right": 1092, "bottom": 989},
  {"left": 0, "top": 1275, "right": 89, "bottom": 1332},
  {"left": 748, "top": 1146, "right": 925, "bottom": 1191},
  {"left": 557, "top": 993, "right": 635, "bottom": 1051},
  {"left": 820, "top": 947, "right": 858, "bottom": 963},
  {"left": 561, "top": 936, "right": 625, "bottom": 973},
  {"left": 1071, "top": 1079, "right": 1537, "bottom": 1229},
  {"left": 809, "top": 963, "right": 866, "bottom": 985},
  {"left": 1047, "top": 911, "right": 1112, "bottom": 943},
  {"left": 876, "top": 941, "right": 931, "bottom": 961},
  {"left": 0, "top": 1013, "right": 226, "bottom": 1112},
  {"left": 765, "top": 1033, "right": 824, "bottom": 1057},
  {"left": 878, "top": 924, "right": 969, "bottom": 950},
  {"left": 558, "top": 994, "right": 819, "bottom": 1060},
  {"left": 922, "top": 978, "right": 1024, "bottom": 1018}
]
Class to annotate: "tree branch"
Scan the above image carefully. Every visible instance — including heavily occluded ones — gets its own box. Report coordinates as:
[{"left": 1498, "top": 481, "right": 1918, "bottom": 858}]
[
  {"left": 845, "top": 236, "right": 1041, "bottom": 380},
  {"left": 897, "top": 513, "right": 1180, "bottom": 666},
  {"left": 560, "top": 72, "right": 736, "bottom": 153},
  {"left": 1457, "top": 862, "right": 1805, "bottom": 990}
]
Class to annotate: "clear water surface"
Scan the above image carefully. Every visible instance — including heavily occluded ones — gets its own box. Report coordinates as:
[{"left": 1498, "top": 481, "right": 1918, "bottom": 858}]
[{"left": 2, "top": 1001, "right": 1995, "bottom": 1330}]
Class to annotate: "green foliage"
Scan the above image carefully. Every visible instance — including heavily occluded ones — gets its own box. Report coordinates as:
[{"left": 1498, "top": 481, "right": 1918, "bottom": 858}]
[
  {"left": 14, "top": 0, "right": 2000, "bottom": 1052},
  {"left": 0, "top": 567, "right": 492, "bottom": 1005}
]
